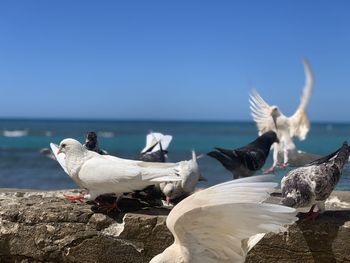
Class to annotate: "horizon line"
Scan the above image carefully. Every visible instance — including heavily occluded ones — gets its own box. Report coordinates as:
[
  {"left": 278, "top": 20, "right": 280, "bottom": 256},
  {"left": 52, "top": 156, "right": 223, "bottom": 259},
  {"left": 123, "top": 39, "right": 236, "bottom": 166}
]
[{"left": 0, "top": 116, "right": 349, "bottom": 125}]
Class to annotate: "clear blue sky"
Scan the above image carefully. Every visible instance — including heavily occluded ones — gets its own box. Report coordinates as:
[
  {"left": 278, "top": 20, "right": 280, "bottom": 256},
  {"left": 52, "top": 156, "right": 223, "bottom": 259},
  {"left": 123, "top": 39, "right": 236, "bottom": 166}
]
[{"left": 1, "top": 1, "right": 349, "bottom": 121}]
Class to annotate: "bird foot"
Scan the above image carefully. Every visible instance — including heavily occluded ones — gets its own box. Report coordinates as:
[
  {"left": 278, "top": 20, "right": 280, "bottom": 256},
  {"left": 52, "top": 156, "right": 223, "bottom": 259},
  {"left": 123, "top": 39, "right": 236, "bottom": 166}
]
[
  {"left": 97, "top": 202, "right": 120, "bottom": 212},
  {"left": 263, "top": 166, "right": 275, "bottom": 174},
  {"left": 279, "top": 163, "right": 289, "bottom": 169},
  {"left": 302, "top": 211, "right": 320, "bottom": 222},
  {"left": 95, "top": 197, "right": 121, "bottom": 212},
  {"left": 301, "top": 204, "right": 319, "bottom": 222},
  {"left": 64, "top": 195, "right": 85, "bottom": 203}
]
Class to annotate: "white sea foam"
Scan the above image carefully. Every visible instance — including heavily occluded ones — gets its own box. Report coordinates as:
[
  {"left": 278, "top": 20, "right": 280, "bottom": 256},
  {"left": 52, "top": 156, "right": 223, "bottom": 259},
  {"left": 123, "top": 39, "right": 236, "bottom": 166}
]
[
  {"left": 3, "top": 130, "right": 28, "bottom": 137},
  {"left": 97, "top": 131, "right": 114, "bottom": 138},
  {"left": 325, "top": 196, "right": 350, "bottom": 209}
]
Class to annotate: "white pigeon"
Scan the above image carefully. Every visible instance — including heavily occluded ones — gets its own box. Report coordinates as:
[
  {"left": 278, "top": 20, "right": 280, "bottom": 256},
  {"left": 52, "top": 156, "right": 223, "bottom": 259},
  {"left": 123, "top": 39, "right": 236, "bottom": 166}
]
[
  {"left": 150, "top": 175, "right": 298, "bottom": 263},
  {"left": 160, "top": 151, "right": 202, "bottom": 203},
  {"left": 249, "top": 59, "right": 320, "bottom": 173},
  {"left": 54, "top": 138, "right": 193, "bottom": 202}
]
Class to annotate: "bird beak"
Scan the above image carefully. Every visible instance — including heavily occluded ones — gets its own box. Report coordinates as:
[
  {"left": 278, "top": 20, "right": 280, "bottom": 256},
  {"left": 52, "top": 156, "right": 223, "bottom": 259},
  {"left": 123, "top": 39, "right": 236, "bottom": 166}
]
[
  {"left": 272, "top": 114, "right": 278, "bottom": 131},
  {"left": 57, "top": 146, "right": 62, "bottom": 155}
]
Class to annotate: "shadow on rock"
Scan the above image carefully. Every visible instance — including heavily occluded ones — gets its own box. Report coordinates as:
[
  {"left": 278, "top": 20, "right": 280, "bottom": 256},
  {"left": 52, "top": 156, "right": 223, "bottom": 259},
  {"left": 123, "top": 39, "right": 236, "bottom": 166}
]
[
  {"left": 296, "top": 210, "right": 350, "bottom": 263},
  {"left": 89, "top": 195, "right": 171, "bottom": 223}
]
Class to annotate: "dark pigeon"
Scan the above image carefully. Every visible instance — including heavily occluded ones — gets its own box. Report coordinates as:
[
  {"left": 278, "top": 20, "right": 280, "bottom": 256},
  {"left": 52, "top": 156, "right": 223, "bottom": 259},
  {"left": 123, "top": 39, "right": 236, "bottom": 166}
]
[
  {"left": 281, "top": 142, "right": 350, "bottom": 219},
  {"left": 207, "top": 131, "right": 279, "bottom": 178},
  {"left": 84, "top": 131, "right": 108, "bottom": 155}
]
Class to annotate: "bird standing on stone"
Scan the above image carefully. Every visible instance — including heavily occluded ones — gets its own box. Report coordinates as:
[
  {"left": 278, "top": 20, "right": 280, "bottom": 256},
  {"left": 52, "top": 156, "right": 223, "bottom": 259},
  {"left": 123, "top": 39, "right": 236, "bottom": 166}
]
[
  {"left": 208, "top": 131, "right": 279, "bottom": 179},
  {"left": 159, "top": 151, "right": 203, "bottom": 204},
  {"left": 139, "top": 132, "right": 172, "bottom": 162},
  {"left": 150, "top": 175, "right": 298, "bottom": 263},
  {"left": 281, "top": 142, "right": 350, "bottom": 220},
  {"left": 249, "top": 59, "right": 319, "bottom": 173},
  {"left": 54, "top": 138, "right": 199, "bottom": 209}
]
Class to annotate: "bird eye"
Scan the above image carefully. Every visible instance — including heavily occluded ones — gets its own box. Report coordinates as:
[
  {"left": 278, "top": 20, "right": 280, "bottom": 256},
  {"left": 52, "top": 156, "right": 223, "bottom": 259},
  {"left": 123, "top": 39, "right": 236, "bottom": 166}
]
[{"left": 62, "top": 144, "right": 66, "bottom": 148}]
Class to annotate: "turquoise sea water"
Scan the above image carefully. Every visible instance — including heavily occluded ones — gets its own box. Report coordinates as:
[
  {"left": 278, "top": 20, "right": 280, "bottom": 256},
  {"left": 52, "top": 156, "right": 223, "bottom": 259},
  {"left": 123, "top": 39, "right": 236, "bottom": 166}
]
[{"left": 0, "top": 119, "right": 349, "bottom": 190}]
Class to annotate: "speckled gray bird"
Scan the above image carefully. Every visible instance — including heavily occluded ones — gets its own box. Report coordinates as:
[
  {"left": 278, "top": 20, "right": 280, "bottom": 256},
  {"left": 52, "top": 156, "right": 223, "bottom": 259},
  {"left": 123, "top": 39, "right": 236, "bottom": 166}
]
[{"left": 281, "top": 141, "right": 350, "bottom": 220}]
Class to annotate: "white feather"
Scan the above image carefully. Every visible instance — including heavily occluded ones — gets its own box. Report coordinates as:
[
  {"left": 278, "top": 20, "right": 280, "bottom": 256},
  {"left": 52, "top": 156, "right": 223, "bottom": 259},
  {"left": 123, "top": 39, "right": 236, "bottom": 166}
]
[
  {"left": 150, "top": 175, "right": 298, "bottom": 263},
  {"left": 141, "top": 132, "right": 173, "bottom": 153}
]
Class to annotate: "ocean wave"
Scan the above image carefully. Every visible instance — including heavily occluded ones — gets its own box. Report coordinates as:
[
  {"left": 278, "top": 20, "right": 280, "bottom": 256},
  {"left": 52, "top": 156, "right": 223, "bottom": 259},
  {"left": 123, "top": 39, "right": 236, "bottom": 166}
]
[{"left": 2, "top": 130, "right": 29, "bottom": 137}]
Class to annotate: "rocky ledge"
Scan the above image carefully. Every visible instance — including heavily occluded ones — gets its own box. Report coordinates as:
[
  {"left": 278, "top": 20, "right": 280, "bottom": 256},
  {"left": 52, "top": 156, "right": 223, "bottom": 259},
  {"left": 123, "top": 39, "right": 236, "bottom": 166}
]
[{"left": 0, "top": 189, "right": 350, "bottom": 263}]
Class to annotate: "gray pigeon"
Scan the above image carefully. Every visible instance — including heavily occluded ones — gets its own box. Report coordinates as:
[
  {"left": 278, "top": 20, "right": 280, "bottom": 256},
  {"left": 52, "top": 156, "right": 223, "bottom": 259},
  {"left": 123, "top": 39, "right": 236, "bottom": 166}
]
[
  {"left": 208, "top": 131, "right": 279, "bottom": 178},
  {"left": 281, "top": 141, "right": 350, "bottom": 220}
]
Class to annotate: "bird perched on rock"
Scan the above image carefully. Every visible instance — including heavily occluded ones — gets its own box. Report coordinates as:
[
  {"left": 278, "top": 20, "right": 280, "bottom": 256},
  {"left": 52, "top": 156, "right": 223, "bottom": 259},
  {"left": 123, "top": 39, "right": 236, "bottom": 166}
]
[
  {"left": 84, "top": 131, "right": 108, "bottom": 155},
  {"left": 150, "top": 175, "right": 298, "bottom": 263},
  {"left": 53, "top": 138, "right": 198, "bottom": 209},
  {"left": 159, "top": 151, "right": 203, "bottom": 204},
  {"left": 139, "top": 132, "right": 172, "bottom": 162},
  {"left": 281, "top": 142, "right": 350, "bottom": 220},
  {"left": 249, "top": 59, "right": 319, "bottom": 173},
  {"left": 208, "top": 131, "right": 279, "bottom": 179}
]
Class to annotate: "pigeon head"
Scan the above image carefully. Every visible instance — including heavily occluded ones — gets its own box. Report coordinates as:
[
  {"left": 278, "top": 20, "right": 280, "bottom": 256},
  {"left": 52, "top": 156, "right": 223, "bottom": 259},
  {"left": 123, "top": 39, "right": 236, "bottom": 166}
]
[
  {"left": 270, "top": 106, "right": 280, "bottom": 130},
  {"left": 57, "top": 138, "right": 85, "bottom": 155},
  {"left": 85, "top": 131, "right": 98, "bottom": 149},
  {"left": 162, "top": 182, "right": 183, "bottom": 204},
  {"left": 163, "top": 183, "right": 176, "bottom": 203},
  {"left": 262, "top": 131, "right": 279, "bottom": 144},
  {"left": 86, "top": 131, "right": 97, "bottom": 142}
]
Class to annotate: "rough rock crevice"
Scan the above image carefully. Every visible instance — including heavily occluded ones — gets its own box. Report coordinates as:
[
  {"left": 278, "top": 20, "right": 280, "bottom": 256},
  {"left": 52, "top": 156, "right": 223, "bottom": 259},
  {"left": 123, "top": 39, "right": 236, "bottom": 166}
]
[{"left": 1, "top": 189, "right": 350, "bottom": 262}]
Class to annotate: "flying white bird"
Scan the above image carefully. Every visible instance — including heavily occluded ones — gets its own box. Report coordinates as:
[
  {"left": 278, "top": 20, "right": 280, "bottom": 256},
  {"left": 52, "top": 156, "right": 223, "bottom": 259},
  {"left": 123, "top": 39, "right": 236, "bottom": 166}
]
[
  {"left": 150, "top": 175, "right": 298, "bottom": 263},
  {"left": 249, "top": 59, "right": 320, "bottom": 173},
  {"left": 52, "top": 138, "right": 200, "bottom": 208}
]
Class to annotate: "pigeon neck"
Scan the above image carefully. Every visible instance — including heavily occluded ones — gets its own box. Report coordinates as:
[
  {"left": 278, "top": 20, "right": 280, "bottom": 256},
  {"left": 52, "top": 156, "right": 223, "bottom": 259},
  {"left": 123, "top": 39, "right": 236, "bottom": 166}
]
[
  {"left": 332, "top": 146, "right": 350, "bottom": 172},
  {"left": 65, "top": 148, "right": 89, "bottom": 179}
]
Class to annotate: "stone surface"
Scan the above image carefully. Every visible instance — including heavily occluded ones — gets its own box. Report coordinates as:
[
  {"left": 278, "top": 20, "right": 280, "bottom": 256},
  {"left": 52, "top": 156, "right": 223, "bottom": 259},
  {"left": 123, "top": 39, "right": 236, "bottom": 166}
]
[
  {"left": 0, "top": 189, "right": 173, "bottom": 263},
  {"left": 0, "top": 189, "right": 350, "bottom": 262}
]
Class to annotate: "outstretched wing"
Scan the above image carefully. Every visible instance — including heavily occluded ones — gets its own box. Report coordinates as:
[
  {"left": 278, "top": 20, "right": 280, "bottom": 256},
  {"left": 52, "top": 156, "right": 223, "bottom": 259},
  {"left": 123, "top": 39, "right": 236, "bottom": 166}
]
[
  {"left": 166, "top": 175, "right": 298, "bottom": 262},
  {"left": 289, "top": 59, "right": 314, "bottom": 140},
  {"left": 249, "top": 89, "right": 276, "bottom": 135},
  {"left": 141, "top": 132, "right": 173, "bottom": 153}
]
